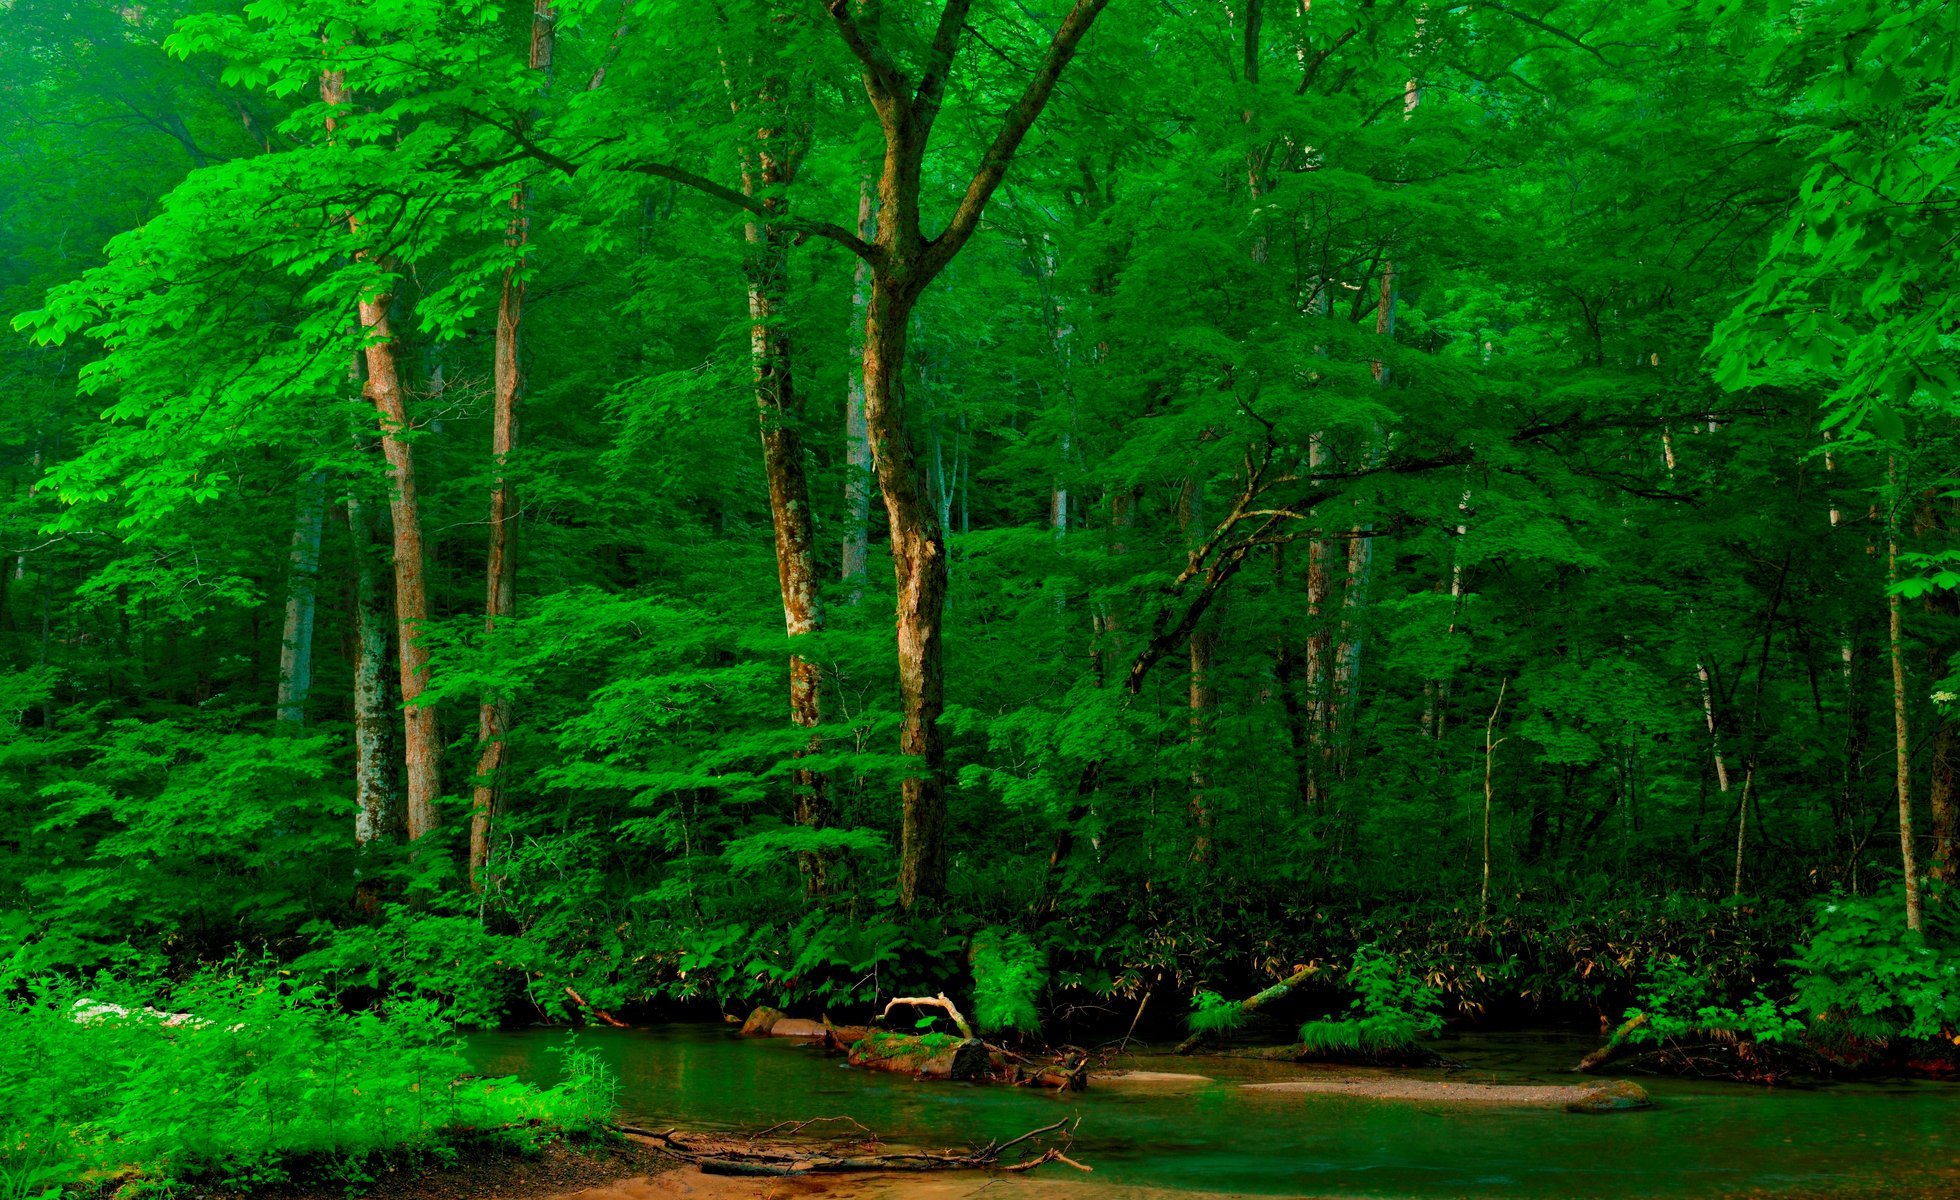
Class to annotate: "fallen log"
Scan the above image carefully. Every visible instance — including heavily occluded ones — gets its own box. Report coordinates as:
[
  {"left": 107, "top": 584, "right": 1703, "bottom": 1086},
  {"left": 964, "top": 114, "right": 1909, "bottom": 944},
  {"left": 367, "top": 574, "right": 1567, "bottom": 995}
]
[
  {"left": 1574, "top": 1013, "right": 1648, "bottom": 1073},
  {"left": 847, "top": 1029, "right": 991, "bottom": 1079},
  {"left": 563, "top": 987, "right": 629, "bottom": 1028},
  {"left": 622, "top": 1117, "right": 1088, "bottom": 1177},
  {"left": 1175, "top": 963, "right": 1320, "bottom": 1055}
]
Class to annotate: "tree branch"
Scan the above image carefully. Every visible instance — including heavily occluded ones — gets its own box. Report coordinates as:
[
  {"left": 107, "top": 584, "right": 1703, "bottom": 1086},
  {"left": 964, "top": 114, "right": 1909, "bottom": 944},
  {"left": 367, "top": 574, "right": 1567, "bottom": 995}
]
[
  {"left": 913, "top": 0, "right": 979, "bottom": 141},
  {"left": 920, "top": 0, "right": 1113, "bottom": 282},
  {"left": 825, "top": 0, "right": 908, "bottom": 111}
]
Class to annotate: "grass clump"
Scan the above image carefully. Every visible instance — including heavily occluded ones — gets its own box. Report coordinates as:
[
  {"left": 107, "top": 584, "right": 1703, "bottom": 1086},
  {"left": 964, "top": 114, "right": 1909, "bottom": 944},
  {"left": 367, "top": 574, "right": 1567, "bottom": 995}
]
[{"left": 0, "top": 971, "right": 616, "bottom": 1198}]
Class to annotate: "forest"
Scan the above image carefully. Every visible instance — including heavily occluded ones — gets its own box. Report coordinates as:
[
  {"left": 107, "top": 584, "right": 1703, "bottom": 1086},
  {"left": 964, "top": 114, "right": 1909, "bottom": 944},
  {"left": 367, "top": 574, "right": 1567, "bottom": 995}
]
[{"left": 3, "top": 0, "right": 1959, "bottom": 1196}]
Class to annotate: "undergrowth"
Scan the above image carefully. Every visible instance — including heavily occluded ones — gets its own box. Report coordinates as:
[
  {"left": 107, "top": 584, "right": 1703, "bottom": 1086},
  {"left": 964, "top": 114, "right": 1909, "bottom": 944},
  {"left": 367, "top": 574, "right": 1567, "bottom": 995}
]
[{"left": 0, "top": 970, "right": 616, "bottom": 1199}]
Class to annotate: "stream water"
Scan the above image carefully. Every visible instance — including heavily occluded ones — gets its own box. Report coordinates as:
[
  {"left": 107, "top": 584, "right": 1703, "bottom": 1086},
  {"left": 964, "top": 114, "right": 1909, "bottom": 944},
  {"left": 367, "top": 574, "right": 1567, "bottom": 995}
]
[{"left": 469, "top": 1024, "right": 1960, "bottom": 1198}]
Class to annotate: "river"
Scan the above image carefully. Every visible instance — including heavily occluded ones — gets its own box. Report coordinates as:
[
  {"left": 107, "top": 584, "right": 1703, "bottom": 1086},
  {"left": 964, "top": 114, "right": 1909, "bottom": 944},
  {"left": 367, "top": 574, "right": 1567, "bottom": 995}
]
[{"left": 469, "top": 1024, "right": 1960, "bottom": 1198}]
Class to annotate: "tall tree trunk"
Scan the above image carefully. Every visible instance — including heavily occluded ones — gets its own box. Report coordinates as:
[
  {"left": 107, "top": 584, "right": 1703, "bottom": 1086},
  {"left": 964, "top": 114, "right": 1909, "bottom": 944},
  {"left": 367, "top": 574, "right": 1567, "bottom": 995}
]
[
  {"left": 1928, "top": 720, "right": 1958, "bottom": 886},
  {"left": 841, "top": 175, "right": 876, "bottom": 601},
  {"left": 470, "top": 1, "right": 557, "bottom": 894},
  {"left": 1302, "top": 438, "right": 1335, "bottom": 803},
  {"left": 276, "top": 470, "right": 326, "bottom": 727},
  {"left": 1888, "top": 454, "right": 1922, "bottom": 931},
  {"left": 326, "top": 67, "right": 441, "bottom": 843},
  {"left": 349, "top": 492, "right": 399, "bottom": 846},
  {"left": 864, "top": 277, "right": 946, "bottom": 910},
  {"left": 359, "top": 293, "right": 440, "bottom": 841},
  {"left": 729, "top": 29, "right": 827, "bottom": 885},
  {"left": 1188, "top": 623, "right": 1217, "bottom": 865},
  {"left": 825, "top": 0, "right": 1112, "bottom": 909}
]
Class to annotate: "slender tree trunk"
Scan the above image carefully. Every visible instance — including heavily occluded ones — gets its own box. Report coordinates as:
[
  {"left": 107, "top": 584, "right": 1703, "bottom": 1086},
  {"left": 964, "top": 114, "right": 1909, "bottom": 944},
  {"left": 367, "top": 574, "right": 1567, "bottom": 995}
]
[
  {"left": 359, "top": 294, "right": 440, "bottom": 841},
  {"left": 1302, "top": 436, "right": 1335, "bottom": 802},
  {"left": 326, "top": 67, "right": 441, "bottom": 843},
  {"left": 842, "top": 175, "right": 876, "bottom": 600},
  {"left": 727, "top": 33, "right": 828, "bottom": 887},
  {"left": 1482, "top": 678, "right": 1508, "bottom": 917},
  {"left": 1888, "top": 455, "right": 1922, "bottom": 931},
  {"left": 1928, "top": 720, "right": 1958, "bottom": 886},
  {"left": 349, "top": 492, "right": 399, "bottom": 846},
  {"left": 864, "top": 276, "right": 946, "bottom": 910},
  {"left": 1187, "top": 623, "right": 1217, "bottom": 865},
  {"left": 470, "top": 1, "right": 556, "bottom": 894},
  {"left": 276, "top": 470, "right": 326, "bottom": 727}
]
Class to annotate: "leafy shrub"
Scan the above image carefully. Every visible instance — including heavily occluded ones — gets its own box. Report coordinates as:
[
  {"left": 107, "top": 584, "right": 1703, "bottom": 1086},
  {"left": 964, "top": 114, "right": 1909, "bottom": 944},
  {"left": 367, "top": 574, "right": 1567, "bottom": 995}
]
[
  {"left": 970, "top": 927, "right": 1046, "bottom": 1035},
  {"left": 1788, "top": 892, "right": 1960, "bottom": 1043},
  {"left": 0, "top": 970, "right": 615, "bottom": 1195},
  {"left": 1622, "top": 955, "right": 1804, "bottom": 1048},
  {"left": 1297, "top": 945, "right": 1443, "bottom": 1057}
]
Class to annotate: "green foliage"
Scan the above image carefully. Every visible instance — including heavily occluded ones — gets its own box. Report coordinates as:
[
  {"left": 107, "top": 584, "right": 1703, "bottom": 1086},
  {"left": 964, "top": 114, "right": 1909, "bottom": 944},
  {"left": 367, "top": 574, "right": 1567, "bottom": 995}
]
[
  {"left": 1184, "top": 990, "right": 1245, "bottom": 1036},
  {"left": 1298, "top": 946, "right": 1444, "bottom": 1058},
  {"left": 0, "top": 970, "right": 615, "bottom": 1196},
  {"left": 1623, "top": 957, "right": 1806, "bottom": 1049},
  {"left": 1789, "top": 893, "right": 1960, "bottom": 1043},
  {"left": 970, "top": 928, "right": 1047, "bottom": 1036}
]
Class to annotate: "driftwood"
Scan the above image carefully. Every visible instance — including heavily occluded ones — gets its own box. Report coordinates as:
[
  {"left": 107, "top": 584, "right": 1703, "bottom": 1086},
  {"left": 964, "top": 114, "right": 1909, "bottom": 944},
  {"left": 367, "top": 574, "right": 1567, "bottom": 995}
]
[
  {"left": 622, "top": 1117, "right": 1088, "bottom": 1178},
  {"left": 1175, "top": 963, "right": 1320, "bottom": 1054},
  {"left": 881, "top": 992, "right": 975, "bottom": 1040},
  {"left": 563, "top": 987, "right": 629, "bottom": 1028}
]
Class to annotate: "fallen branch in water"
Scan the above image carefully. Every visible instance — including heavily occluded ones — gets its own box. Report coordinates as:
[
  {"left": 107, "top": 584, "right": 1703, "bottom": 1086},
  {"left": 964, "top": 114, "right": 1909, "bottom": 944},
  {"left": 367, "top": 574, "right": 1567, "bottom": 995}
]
[
  {"left": 1175, "top": 963, "right": 1320, "bottom": 1054},
  {"left": 563, "top": 987, "right": 629, "bottom": 1028},
  {"left": 1574, "top": 1013, "right": 1648, "bottom": 1073},
  {"left": 620, "top": 1116, "right": 1088, "bottom": 1177}
]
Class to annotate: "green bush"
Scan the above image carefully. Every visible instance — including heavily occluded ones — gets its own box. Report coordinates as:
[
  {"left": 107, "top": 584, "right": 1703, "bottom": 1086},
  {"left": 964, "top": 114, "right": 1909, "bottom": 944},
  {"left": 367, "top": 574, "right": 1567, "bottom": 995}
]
[
  {"left": 1297, "top": 945, "right": 1443, "bottom": 1057},
  {"left": 0, "top": 972, "right": 615, "bottom": 1197},
  {"left": 1622, "top": 955, "right": 1804, "bottom": 1048},
  {"left": 1789, "top": 892, "right": 1960, "bottom": 1043}
]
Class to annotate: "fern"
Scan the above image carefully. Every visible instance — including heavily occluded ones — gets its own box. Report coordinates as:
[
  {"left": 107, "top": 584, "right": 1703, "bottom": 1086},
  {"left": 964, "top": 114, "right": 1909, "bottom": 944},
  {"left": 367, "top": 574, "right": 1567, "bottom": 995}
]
[{"left": 971, "top": 928, "right": 1046, "bottom": 1035}]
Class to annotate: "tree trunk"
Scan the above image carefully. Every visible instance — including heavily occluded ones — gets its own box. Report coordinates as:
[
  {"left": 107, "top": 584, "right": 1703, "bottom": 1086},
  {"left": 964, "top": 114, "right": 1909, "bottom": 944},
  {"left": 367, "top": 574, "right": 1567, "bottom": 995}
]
[
  {"left": 728, "top": 36, "right": 828, "bottom": 888},
  {"left": 470, "top": 1, "right": 556, "bottom": 894},
  {"left": 357, "top": 292, "right": 441, "bottom": 841},
  {"left": 826, "top": 0, "right": 1112, "bottom": 908},
  {"left": 276, "top": 470, "right": 326, "bottom": 727},
  {"left": 1888, "top": 454, "right": 1922, "bottom": 932},
  {"left": 349, "top": 492, "right": 399, "bottom": 846},
  {"left": 326, "top": 66, "right": 441, "bottom": 843},
  {"left": 863, "top": 276, "right": 946, "bottom": 909},
  {"left": 841, "top": 174, "right": 876, "bottom": 601},
  {"left": 1188, "top": 623, "right": 1217, "bottom": 865},
  {"left": 1928, "top": 719, "right": 1958, "bottom": 886}
]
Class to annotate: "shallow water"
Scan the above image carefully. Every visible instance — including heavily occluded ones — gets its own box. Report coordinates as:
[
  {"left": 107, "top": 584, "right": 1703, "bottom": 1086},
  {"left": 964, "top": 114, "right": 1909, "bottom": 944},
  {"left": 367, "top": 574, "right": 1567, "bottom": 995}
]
[{"left": 469, "top": 1024, "right": 1960, "bottom": 1198}]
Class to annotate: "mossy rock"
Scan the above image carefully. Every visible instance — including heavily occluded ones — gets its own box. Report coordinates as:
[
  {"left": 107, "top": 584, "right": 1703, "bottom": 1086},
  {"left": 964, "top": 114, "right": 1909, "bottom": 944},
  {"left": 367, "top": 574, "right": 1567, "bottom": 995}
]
[
  {"left": 739, "top": 1006, "right": 787, "bottom": 1037},
  {"left": 1565, "top": 1079, "right": 1652, "bottom": 1113}
]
